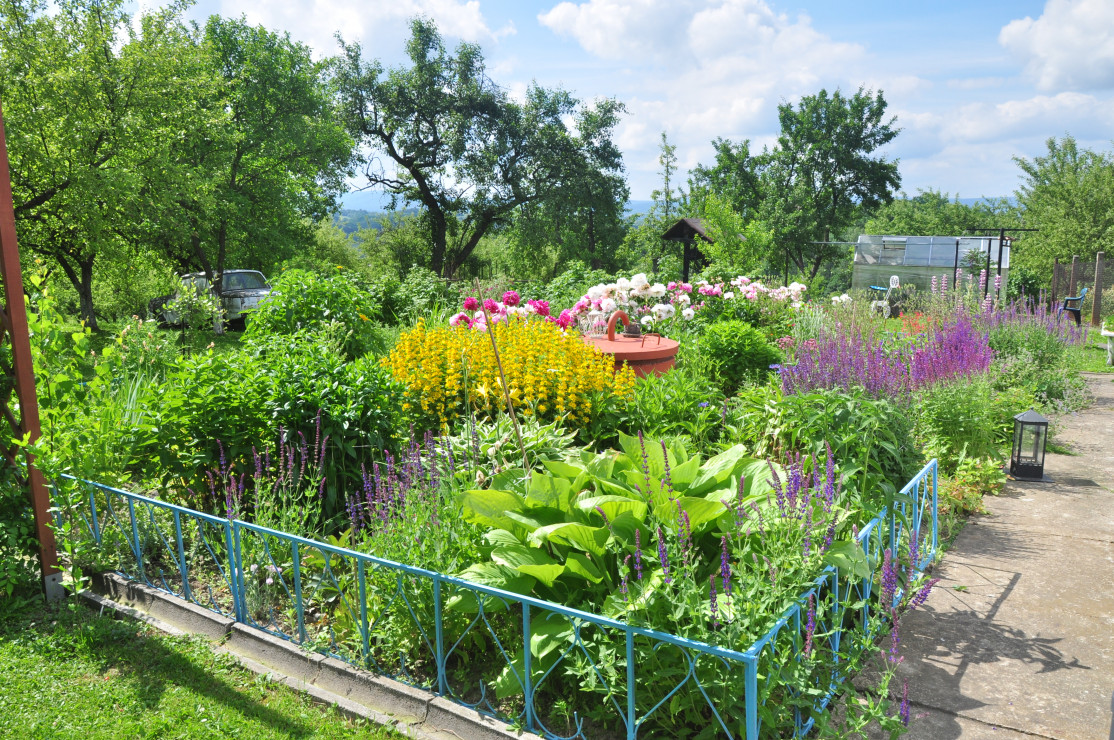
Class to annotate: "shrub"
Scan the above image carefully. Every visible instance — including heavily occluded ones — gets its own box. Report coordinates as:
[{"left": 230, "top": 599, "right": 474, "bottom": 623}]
[
  {"left": 620, "top": 363, "right": 725, "bottom": 453},
  {"left": 245, "top": 269, "right": 382, "bottom": 358},
  {"left": 697, "top": 320, "right": 782, "bottom": 394},
  {"left": 443, "top": 414, "right": 578, "bottom": 488},
  {"left": 383, "top": 318, "right": 636, "bottom": 430},
  {"left": 913, "top": 375, "right": 997, "bottom": 472}
]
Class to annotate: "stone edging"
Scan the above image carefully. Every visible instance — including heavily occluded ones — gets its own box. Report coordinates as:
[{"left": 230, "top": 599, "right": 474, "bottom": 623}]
[{"left": 83, "top": 572, "right": 542, "bottom": 740}]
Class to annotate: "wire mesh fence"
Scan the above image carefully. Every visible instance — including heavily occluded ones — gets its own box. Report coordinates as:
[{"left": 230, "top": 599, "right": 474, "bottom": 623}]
[{"left": 1051, "top": 253, "right": 1112, "bottom": 326}]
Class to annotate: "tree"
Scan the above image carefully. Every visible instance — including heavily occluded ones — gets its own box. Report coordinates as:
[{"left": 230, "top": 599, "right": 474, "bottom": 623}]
[
  {"left": 508, "top": 100, "right": 629, "bottom": 274},
  {"left": 762, "top": 87, "right": 901, "bottom": 280},
  {"left": 688, "top": 137, "right": 763, "bottom": 220},
  {"left": 1012, "top": 135, "right": 1114, "bottom": 278},
  {"left": 864, "top": 189, "right": 1018, "bottom": 237},
  {"left": 145, "top": 16, "right": 352, "bottom": 300},
  {"left": 0, "top": 0, "right": 194, "bottom": 328},
  {"left": 335, "top": 19, "right": 626, "bottom": 278}
]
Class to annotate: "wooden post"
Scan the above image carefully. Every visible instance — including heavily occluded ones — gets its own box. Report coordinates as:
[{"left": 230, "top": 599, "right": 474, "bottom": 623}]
[
  {"left": 1051, "top": 257, "right": 1060, "bottom": 306},
  {"left": 1068, "top": 255, "right": 1079, "bottom": 298},
  {"left": 0, "top": 104, "right": 62, "bottom": 599},
  {"left": 1093, "top": 252, "right": 1105, "bottom": 327}
]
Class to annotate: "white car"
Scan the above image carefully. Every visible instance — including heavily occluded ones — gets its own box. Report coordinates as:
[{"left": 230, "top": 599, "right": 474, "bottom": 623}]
[{"left": 151, "top": 270, "right": 271, "bottom": 328}]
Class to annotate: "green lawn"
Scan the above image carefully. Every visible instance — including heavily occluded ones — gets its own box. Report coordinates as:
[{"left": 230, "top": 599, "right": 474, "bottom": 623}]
[
  {"left": 1070, "top": 329, "right": 1114, "bottom": 373},
  {"left": 0, "top": 596, "right": 400, "bottom": 740}
]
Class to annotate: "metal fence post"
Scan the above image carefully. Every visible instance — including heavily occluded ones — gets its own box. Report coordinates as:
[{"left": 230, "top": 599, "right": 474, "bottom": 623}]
[
  {"left": 174, "top": 511, "right": 191, "bottom": 602},
  {"left": 745, "top": 659, "right": 758, "bottom": 740},
  {"left": 88, "top": 486, "right": 100, "bottom": 545},
  {"left": 522, "top": 604, "right": 534, "bottom": 732},
  {"left": 293, "top": 543, "right": 305, "bottom": 642},
  {"left": 1092, "top": 252, "right": 1105, "bottom": 327},
  {"left": 128, "top": 498, "right": 144, "bottom": 582},
  {"left": 358, "top": 560, "right": 369, "bottom": 666},
  {"left": 626, "top": 628, "right": 637, "bottom": 740},
  {"left": 225, "top": 520, "right": 243, "bottom": 624},
  {"left": 434, "top": 577, "right": 447, "bottom": 696}
]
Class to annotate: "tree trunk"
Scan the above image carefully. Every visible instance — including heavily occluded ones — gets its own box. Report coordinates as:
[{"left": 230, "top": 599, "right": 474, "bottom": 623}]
[{"left": 55, "top": 254, "right": 99, "bottom": 331}]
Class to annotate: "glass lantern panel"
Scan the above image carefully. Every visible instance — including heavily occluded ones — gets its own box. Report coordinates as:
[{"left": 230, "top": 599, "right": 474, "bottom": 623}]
[
  {"left": 1031, "top": 425, "right": 1046, "bottom": 466},
  {"left": 1020, "top": 425, "right": 1040, "bottom": 461}
]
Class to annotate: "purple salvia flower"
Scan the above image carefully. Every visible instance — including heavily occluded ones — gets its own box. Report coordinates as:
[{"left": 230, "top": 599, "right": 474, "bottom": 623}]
[
  {"left": 656, "top": 527, "right": 671, "bottom": 584},
  {"left": 594, "top": 506, "right": 610, "bottom": 527},
  {"left": 620, "top": 555, "right": 631, "bottom": 601},
  {"left": 908, "top": 578, "right": 940, "bottom": 611},
  {"left": 803, "top": 594, "right": 816, "bottom": 657},
  {"left": 881, "top": 548, "right": 897, "bottom": 608},
  {"left": 661, "top": 441, "right": 672, "bottom": 490},
  {"left": 821, "top": 516, "right": 837, "bottom": 555}
]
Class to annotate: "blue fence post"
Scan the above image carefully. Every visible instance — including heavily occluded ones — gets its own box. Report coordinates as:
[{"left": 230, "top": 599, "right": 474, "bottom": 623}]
[
  {"left": 433, "top": 576, "right": 447, "bottom": 697},
  {"left": 745, "top": 658, "right": 758, "bottom": 740},
  {"left": 522, "top": 603, "right": 534, "bottom": 732},
  {"left": 926, "top": 459, "right": 935, "bottom": 557},
  {"left": 127, "top": 498, "right": 144, "bottom": 582},
  {"left": 358, "top": 559, "right": 369, "bottom": 666},
  {"left": 292, "top": 542, "right": 305, "bottom": 642},
  {"left": 232, "top": 522, "right": 246, "bottom": 624},
  {"left": 626, "top": 627, "right": 636, "bottom": 740},
  {"left": 225, "top": 519, "right": 243, "bottom": 624},
  {"left": 174, "top": 511, "right": 191, "bottom": 602},
  {"left": 88, "top": 485, "right": 100, "bottom": 545}
]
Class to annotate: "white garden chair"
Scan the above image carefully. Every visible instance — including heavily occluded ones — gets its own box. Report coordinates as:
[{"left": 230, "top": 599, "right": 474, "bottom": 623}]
[{"left": 870, "top": 275, "right": 900, "bottom": 319}]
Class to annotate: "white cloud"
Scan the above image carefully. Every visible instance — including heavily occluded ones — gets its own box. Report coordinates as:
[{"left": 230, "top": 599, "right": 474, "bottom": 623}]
[
  {"left": 222, "top": 0, "right": 512, "bottom": 58},
  {"left": 1000, "top": 0, "right": 1114, "bottom": 91},
  {"left": 540, "top": 0, "right": 868, "bottom": 188}
]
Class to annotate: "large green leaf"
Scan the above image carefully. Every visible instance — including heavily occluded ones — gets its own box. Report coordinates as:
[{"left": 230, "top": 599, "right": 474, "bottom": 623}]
[
  {"left": 527, "top": 522, "right": 608, "bottom": 557},
  {"left": 607, "top": 511, "right": 652, "bottom": 547},
  {"left": 504, "top": 507, "right": 572, "bottom": 533},
  {"left": 687, "top": 444, "right": 748, "bottom": 496},
  {"left": 448, "top": 562, "right": 537, "bottom": 613},
  {"left": 578, "top": 494, "right": 648, "bottom": 523},
  {"left": 563, "top": 552, "right": 604, "bottom": 583},
  {"left": 483, "top": 529, "right": 522, "bottom": 548},
  {"left": 822, "top": 540, "right": 872, "bottom": 579},
  {"left": 653, "top": 496, "right": 730, "bottom": 532},
  {"left": 492, "top": 544, "right": 565, "bottom": 588},
  {"left": 618, "top": 431, "right": 682, "bottom": 480},
  {"left": 524, "top": 472, "right": 573, "bottom": 510},
  {"left": 458, "top": 489, "right": 524, "bottom": 531}
]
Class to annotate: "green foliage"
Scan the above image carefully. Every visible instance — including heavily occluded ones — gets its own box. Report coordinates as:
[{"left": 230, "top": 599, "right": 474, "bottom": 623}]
[
  {"left": 864, "top": 189, "right": 1017, "bottom": 237},
  {"left": 536, "top": 260, "right": 614, "bottom": 312},
  {"left": 621, "top": 364, "right": 725, "bottom": 453},
  {"left": 697, "top": 192, "right": 771, "bottom": 275},
  {"left": 0, "top": 469, "right": 38, "bottom": 596},
  {"left": 245, "top": 269, "right": 383, "bottom": 358},
  {"left": 152, "top": 328, "right": 405, "bottom": 512},
  {"left": 165, "top": 276, "right": 225, "bottom": 355},
  {"left": 939, "top": 453, "right": 1006, "bottom": 516},
  {"left": 443, "top": 415, "right": 578, "bottom": 489},
  {"left": 696, "top": 320, "right": 782, "bottom": 394},
  {"left": 1012, "top": 136, "right": 1114, "bottom": 279},
  {"left": 726, "top": 384, "right": 920, "bottom": 515},
  {"left": 395, "top": 266, "right": 453, "bottom": 325},
  {"left": 913, "top": 376, "right": 998, "bottom": 473}
]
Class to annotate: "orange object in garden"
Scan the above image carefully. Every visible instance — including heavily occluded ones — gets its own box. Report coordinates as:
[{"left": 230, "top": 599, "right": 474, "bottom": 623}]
[{"left": 583, "top": 310, "right": 679, "bottom": 378}]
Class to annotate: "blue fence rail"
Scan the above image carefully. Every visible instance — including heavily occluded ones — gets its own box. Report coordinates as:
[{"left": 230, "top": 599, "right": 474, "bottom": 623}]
[{"left": 56, "top": 459, "right": 938, "bottom": 739}]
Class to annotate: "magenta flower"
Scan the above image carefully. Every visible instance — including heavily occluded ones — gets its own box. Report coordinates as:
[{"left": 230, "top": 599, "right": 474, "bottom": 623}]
[
  {"left": 482, "top": 298, "right": 499, "bottom": 314},
  {"left": 502, "top": 290, "right": 521, "bottom": 307},
  {"left": 528, "top": 299, "right": 550, "bottom": 317},
  {"left": 463, "top": 296, "right": 480, "bottom": 311}
]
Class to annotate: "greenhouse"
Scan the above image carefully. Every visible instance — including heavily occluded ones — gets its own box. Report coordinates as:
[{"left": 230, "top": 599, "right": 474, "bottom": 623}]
[{"left": 851, "top": 234, "right": 1010, "bottom": 295}]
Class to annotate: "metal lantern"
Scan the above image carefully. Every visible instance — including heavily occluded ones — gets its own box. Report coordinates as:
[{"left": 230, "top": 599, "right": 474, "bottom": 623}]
[{"left": 1010, "top": 409, "right": 1049, "bottom": 480}]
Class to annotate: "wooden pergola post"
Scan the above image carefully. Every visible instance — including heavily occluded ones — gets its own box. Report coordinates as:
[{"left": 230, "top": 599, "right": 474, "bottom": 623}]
[
  {"left": 1093, "top": 252, "right": 1105, "bottom": 328},
  {"left": 0, "top": 103, "right": 63, "bottom": 599}
]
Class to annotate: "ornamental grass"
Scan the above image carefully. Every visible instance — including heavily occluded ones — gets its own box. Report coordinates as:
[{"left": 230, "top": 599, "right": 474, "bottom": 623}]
[{"left": 383, "top": 318, "right": 636, "bottom": 429}]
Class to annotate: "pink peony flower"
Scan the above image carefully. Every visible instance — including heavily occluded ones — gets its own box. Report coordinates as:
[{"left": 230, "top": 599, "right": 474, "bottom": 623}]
[
  {"left": 502, "top": 290, "right": 521, "bottom": 307},
  {"left": 483, "top": 298, "right": 499, "bottom": 314},
  {"left": 449, "top": 312, "right": 471, "bottom": 327},
  {"left": 667, "top": 281, "right": 677, "bottom": 290},
  {"left": 463, "top": 296, "right": 480, "bottom": 311},
  {"left": 555, "top": 309, "right": 574, "bottom": 329},
  {"left": 528, "top": 299, "right": 550, "bottom": 317},
  {"left": 681, "top": 283, "right": 692, "bottom": 292}
]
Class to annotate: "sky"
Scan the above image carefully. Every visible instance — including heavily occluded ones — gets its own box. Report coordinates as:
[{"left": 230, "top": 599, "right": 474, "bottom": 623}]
[{"left": 180, "top": 0, "right": 1114, "bottom": 202}]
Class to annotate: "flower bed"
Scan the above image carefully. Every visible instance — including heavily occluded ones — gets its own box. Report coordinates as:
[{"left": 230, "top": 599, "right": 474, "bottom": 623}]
[{"left": 58, "top": 454, "right": 938, "bottom": 739}]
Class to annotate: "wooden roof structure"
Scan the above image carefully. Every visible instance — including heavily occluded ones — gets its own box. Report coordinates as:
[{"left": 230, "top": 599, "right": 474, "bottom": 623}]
[{"left": 662, "top": 218, "right": 713, "bottom": 282}]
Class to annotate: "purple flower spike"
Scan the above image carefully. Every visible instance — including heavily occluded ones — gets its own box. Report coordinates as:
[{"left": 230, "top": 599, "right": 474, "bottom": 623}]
[
  {"left": 881, "top": 548, "right": 897, "bottom": 608},
  {"left": 634, "top": 529, "right": 643, "bottom": 580},
  {"left": 709, "top": 575, "right": 719, "bottom": 629},
  {"left": 899, "top": 680, "right": 910, "bottom": 726},
  {"left": 803, "top": 594, "right": 816, "bottom": 657},
  {"left": 888, "top": 611, "right": 902, "bottom": 664},
  {"left": 656, "top": 527, "right": 671, "bottom": 584},
  {"left": 720, "top": 536, "right": 731, "bottom": 596}
]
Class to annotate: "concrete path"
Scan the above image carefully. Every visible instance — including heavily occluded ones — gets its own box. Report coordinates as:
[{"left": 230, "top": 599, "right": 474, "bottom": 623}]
[{"left": 896, "top": 372, "right": 1114, "bottom": 740}]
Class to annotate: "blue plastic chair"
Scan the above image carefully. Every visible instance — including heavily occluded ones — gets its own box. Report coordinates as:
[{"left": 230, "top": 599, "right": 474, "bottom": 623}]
[{"left": 1059, "top": 286, "right": 1088, "bottom": 326}]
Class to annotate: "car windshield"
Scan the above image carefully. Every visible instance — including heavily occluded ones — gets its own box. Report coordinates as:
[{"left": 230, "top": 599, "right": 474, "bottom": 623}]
[{"left": 223, "top": 272, "right": 268, "bottom": 291}]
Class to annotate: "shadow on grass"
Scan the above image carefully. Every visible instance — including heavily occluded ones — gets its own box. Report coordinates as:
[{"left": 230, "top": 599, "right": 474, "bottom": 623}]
[{"left": 9, "top": 599, "right": 317, "bottom": 738}]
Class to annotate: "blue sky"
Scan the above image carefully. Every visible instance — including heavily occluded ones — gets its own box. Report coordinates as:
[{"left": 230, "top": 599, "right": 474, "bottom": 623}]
[{"left": 181, "top": 0, "right": 1114, "bottom": 202}]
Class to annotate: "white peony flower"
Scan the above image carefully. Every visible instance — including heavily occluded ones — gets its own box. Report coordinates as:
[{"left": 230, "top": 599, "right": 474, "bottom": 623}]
[
  {"left": 600, "top": 297, "right": 617, "bottom": 313},
  {"left": 615, "top": 277, "right": 631, "bottom": 291},
  {"left": 682, "top": 307, "right": 695, "bottom": 320},
  {"left": 652, "top": 303, "right": 675, "bottom": 319},
  {"left": 630, "top": 273, "right": 650, "bottom": 289},
  {"left": 724, "top": 291, "right": 735, "bottom": 300},
  {"left": 649, "top": 283, "right": 667, "bottom": 298}
]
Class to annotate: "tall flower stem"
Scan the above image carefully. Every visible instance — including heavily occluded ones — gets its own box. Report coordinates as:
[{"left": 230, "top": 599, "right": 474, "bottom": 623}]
[{"left": 476, "top": 279, "right": 531, "bottom": 482}]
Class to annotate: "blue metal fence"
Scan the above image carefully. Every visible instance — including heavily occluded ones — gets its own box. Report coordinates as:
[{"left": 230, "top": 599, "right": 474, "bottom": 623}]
[{"left": 58, "top": 458, "right": 938, "bottom": 739}]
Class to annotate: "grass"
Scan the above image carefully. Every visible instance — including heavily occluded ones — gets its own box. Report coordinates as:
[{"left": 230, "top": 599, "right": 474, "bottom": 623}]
[
  {"left": 1067, "top": 328, "right": 1114, "bottom": 374},
  {"left": 0, "top": 594, "right": 401, "bottom": 740}
]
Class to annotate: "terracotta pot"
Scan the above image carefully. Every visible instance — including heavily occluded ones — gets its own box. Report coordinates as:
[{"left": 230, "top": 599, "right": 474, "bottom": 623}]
[{"left": 582, "top": 310, "right": 680, "bottom": 378}]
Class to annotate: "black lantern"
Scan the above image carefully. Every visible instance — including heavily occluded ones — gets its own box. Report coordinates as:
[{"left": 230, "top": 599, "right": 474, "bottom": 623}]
[{"left": 1010, "top": 409, "right": 1049, "bottom": 480}]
